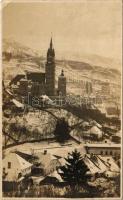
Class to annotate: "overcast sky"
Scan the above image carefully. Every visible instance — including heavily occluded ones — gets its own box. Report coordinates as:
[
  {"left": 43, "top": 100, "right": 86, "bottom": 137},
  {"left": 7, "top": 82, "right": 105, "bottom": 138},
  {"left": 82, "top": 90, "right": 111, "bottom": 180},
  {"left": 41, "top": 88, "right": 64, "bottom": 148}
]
[{"left": 3, "top": 1, "right": 122, "bottom": 61}]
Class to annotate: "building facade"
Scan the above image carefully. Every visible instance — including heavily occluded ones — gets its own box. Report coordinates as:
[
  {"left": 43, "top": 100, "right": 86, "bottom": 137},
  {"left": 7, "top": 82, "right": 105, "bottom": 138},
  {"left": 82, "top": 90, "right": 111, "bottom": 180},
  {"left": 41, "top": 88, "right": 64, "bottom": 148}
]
[{"left": 85, "top": 144, "right": 120, "bottom": 157}]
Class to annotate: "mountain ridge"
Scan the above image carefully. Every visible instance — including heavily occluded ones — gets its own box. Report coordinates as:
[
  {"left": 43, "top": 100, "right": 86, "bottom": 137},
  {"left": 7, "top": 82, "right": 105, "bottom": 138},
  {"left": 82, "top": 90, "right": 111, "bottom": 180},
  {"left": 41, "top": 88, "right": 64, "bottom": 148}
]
[{"left": 3, "top": 39, "right": 121, "bottom": 90}]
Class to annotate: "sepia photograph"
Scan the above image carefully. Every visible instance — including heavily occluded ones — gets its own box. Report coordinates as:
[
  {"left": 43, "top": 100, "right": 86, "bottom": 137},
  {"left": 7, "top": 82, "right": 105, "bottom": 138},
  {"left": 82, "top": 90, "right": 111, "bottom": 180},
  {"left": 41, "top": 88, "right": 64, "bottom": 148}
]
[{"left": 2, "top": 0, "right": 122, "bottom": 198}]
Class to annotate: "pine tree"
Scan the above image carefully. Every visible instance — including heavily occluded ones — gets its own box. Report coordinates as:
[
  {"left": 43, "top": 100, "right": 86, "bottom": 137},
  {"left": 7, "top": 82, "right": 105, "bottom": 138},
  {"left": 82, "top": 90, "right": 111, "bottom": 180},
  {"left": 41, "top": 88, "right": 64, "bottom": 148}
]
[{"left": 58, "top": 149, "right": 89, "bottom": 185}]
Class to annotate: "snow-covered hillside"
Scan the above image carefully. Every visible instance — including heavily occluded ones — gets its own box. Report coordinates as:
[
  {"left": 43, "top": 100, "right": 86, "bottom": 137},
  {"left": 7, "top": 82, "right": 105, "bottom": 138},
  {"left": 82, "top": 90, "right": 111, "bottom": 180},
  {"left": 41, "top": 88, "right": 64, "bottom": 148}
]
[{"left": 2, "top": 39, "right": 121, "bottom": 95}]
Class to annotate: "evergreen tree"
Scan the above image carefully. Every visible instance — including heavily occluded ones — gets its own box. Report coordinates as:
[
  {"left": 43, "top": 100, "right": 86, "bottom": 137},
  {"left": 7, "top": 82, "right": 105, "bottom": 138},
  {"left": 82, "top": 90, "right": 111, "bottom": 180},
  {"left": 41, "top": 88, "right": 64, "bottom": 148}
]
[
  {"left": 54, "top": 117, "right": 70, "bottom": 142},
  {"left": 58, "top": 149, "right": 89, "bottom": 185}
]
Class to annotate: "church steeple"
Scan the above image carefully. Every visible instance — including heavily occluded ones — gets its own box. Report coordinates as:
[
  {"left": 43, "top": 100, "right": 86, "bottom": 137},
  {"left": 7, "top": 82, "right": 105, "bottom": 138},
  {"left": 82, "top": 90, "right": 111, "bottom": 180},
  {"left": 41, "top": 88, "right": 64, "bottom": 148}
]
[
  {"left": 47, "top": 37, "right": 55, "bottom": 58},
  {"left": 50, "top": 37, "right": 53, "bottom": 49},
  {"left": 45, "top": 36, "right": 56, "bottom": 96}
]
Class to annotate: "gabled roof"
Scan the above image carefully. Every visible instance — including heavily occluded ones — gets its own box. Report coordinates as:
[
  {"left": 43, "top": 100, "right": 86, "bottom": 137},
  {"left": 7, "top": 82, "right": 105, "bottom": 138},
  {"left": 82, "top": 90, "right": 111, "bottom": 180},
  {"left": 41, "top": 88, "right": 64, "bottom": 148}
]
[
  {"left": 34, "top": 152, "right": 57, "bottom": 168},
  {"left": 83, "top": 155, "right": 100, "bottom": 174},
  {"left": 3, "top": 153, "right": 32, "bottom": 171},
  {"left": 3, "top": 153, "right": 33, "bottom": 181},
  {"left": 83, "top": 154, "right": 119, "bottom": 175},
  {"left": 98, "top": 155, "right": 119, "bottom": 172}
]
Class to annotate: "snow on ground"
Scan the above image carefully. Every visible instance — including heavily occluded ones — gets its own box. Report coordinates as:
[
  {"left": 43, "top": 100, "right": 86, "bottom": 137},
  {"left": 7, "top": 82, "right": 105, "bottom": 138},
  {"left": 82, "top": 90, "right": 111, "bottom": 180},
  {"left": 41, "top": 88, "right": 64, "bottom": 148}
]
[{"left": 4, "top": 139, "right": 84, "bottom": 158}]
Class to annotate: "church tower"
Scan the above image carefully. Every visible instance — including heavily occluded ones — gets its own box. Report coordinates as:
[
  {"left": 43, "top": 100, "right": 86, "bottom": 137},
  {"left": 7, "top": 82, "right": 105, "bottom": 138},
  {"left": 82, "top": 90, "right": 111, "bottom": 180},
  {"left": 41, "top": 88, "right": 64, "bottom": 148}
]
[
  {"left": 58, "top": 70, "right": 66, "bottom": 96},
  {"left": 45, "top": 38, "right": 55, "bottom": 96}
]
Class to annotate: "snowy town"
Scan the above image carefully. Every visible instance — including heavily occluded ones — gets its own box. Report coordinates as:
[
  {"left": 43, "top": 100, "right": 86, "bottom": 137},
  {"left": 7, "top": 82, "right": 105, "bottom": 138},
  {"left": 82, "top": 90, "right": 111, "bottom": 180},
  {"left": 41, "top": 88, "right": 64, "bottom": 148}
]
[
  {"left": 2, "top": 2, "right": 121, "bottom": 198},
  {"left": 2, "top": 37, "right": 121, "bottom": 198}
]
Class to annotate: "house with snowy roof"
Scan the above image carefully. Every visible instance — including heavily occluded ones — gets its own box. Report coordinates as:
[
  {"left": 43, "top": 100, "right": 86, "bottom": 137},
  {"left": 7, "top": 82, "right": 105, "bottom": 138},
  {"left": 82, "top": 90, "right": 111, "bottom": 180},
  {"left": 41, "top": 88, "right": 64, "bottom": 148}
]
[
  {"left": 83, "top": 125, "right": 103, "bottom": 140},
  {"left": 83, "top": 154, "right": 120, "bottom": 179},
  {"left": 3, "top": 152, "right": 33, "bottom": 182},
  {"left": 33, "top": 150, "right": 61, "bottom": 175}
]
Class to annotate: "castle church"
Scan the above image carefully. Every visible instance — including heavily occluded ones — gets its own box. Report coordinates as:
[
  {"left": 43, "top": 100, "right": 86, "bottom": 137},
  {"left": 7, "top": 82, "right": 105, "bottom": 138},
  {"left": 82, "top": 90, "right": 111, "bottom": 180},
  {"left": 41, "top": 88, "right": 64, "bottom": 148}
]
[{"left": 16, "top": 38, "right": 66, "bottom": 97}]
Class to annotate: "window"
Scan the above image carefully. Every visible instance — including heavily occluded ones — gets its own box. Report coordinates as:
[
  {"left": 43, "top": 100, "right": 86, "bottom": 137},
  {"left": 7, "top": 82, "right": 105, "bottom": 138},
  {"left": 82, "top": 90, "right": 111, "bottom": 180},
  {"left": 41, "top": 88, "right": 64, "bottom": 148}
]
[
  {"left": 100, "top": 151, "right": 103, "bottom": 155},
  {"left": 105, "top": 151, "right": 108, "bottom": 155},
  {"left": 8, "top": 162, "right": 11, "bottom": 169},
  {"left": 110, "top": 151, "right": 112, "bottom": 155}
]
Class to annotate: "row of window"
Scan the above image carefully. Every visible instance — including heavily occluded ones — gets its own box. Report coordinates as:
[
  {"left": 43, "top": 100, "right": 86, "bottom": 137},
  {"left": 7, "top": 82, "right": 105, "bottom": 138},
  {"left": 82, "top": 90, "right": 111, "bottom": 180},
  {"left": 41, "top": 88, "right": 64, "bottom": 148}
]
[{"left": 100, "top": 150, "right": 119, "bottom": 156}]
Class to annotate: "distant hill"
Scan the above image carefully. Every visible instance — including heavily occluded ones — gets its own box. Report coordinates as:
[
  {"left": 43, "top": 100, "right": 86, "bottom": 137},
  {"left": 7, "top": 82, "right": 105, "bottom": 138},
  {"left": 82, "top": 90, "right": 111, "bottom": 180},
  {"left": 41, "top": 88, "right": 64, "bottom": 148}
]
[
  {"left": 2, "top": 39, "right": 121, "bottom": 93},
  {"left": 3, "top": 38, "right": 38, "bottom": 57}
]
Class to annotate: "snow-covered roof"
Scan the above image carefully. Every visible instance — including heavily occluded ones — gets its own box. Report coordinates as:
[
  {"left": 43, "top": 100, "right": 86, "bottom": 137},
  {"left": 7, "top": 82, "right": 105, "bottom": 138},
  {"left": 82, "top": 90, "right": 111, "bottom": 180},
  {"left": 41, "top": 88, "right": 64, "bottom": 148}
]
[
  {"left": 3, "top": 153, "right": 33, "bottom": 181},
  {"left": 90, "top": 126, "right": 102, "bottom": 134},
  {"left": 3, "top": 152, "right": 32, "bottom": 170},
  {"left": 59, "top": 158, "right": 66, "bottom": 166},
  {"left": 83, "top": 154, "right": 119, "bottom": 176},
  {"left": 87, "top": 126, "right": 102, "bottom": 138},
  {"left": 84, "top": 143, "right": 121, "bottom": 148},
  {"left": 34, "top": 152, "right": 58, "bottom": 168},
  {"left": 98, "top": 155, "right": 120, "bottom": 172},
  {"left": 84, "top": 155, "right": 100, "bottom": 174}
]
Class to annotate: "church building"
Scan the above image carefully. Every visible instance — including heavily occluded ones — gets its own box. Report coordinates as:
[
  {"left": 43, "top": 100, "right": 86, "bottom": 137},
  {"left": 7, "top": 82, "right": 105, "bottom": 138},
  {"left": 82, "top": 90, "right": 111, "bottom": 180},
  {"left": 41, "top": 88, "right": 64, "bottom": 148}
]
[{"left": 12, "top": 38, "right": 67, "bottom": 98}]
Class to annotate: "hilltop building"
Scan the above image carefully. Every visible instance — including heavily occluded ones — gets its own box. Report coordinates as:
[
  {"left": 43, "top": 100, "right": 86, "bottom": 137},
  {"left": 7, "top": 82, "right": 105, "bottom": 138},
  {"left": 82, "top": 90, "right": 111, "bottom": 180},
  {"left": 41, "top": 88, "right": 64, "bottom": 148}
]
[{"left": 10, "top": 38, "right": 67, "bottom": 98}]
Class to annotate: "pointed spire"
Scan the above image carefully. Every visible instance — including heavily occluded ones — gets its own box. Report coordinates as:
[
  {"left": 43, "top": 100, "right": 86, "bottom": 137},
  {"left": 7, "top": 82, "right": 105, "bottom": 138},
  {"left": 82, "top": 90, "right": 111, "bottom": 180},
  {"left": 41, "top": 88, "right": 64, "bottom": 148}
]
[
  {"left": 47, "top": 34, "right": 55, "bottom": 58},
  {"left": 50, "top": 37, "right": 52, "bottom": 49}
]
